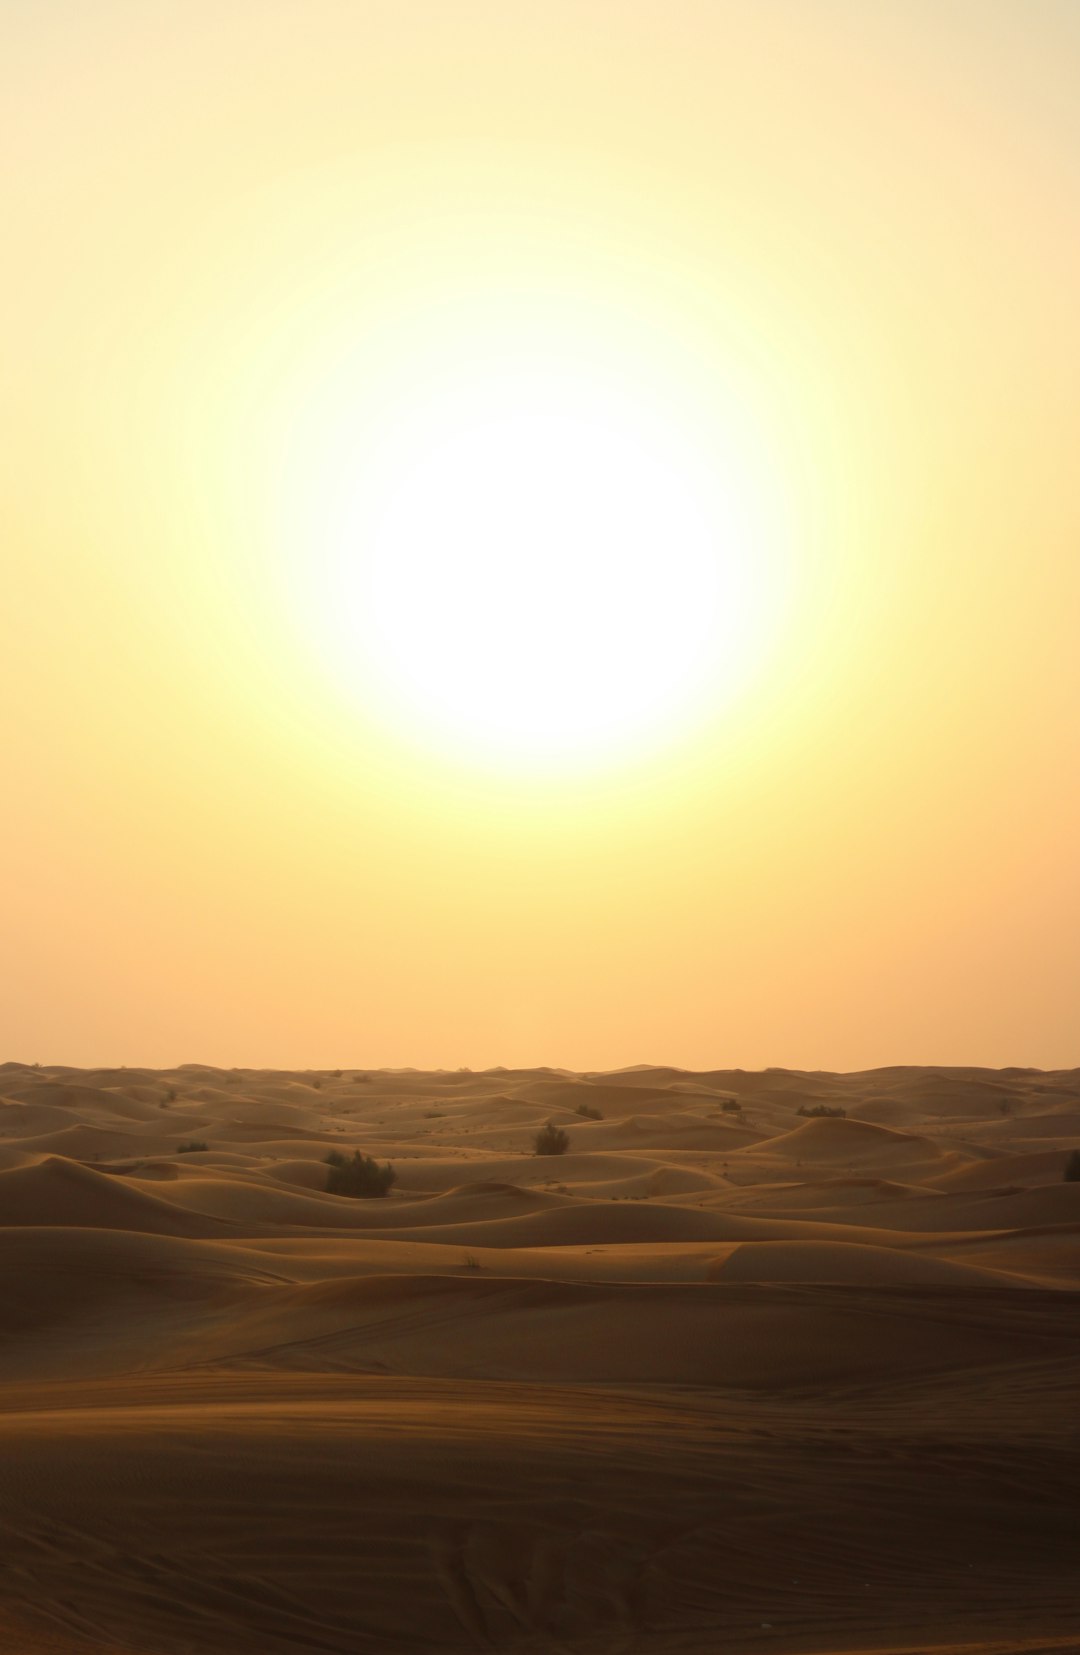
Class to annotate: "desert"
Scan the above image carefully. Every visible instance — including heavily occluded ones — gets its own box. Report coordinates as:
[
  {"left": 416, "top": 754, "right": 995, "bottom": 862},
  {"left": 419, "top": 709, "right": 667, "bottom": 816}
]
[
  {"left": 0, "top": 1060, "right": 1076, "bottom": 1654},
  {"left": 7, "top": 0, "right": 1080, "bottom": 1650}
]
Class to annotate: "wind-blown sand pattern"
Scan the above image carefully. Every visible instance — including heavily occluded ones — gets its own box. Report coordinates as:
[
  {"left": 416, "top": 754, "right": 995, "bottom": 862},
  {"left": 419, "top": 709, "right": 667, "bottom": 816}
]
[{"left": 0, "top": 1061, "right": 1077, "bottom": 1653}]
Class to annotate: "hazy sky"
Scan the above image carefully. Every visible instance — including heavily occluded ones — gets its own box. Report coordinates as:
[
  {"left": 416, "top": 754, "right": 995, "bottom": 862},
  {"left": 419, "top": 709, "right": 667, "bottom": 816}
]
[{"left": 4, "top": 1, "right": 1079, "bottom": 1070}]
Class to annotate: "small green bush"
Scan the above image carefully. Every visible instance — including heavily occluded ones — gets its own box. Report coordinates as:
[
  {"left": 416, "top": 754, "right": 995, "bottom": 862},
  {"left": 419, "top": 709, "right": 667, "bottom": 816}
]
[
  {"left": 177, "top": 1141, "right": 208, "bottom": 1153},
  {"left": 1065, "top": 1150, "right": 1080, "bottom": 1183},
  {"left": 796, "top": 1105, "right": 847, "bottom": 1119},
  {"left": 326, "top": 1150, "right": 396, "bottom": 1198},
  {"left": 721, "top": 1098, "right": 741, "bottom": 1113},
  {"left": 323, "top": 1148, "right": 348, "bottom": 1168},
  {"left": 534, "top": 1122, "right": 570, "bottom": 1156},
  {"left": 574, "top": 1101, "right": 603, "bottom": 1120}
]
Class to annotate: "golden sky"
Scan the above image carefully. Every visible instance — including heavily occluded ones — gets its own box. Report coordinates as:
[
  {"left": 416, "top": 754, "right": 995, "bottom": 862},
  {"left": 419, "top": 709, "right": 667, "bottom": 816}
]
[{"left": 4, "top": 1, "right": 1079, "bottom": 1070}]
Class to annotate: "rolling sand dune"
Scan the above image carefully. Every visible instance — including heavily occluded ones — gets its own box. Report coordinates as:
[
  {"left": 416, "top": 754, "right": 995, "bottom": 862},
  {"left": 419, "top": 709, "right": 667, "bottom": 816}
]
[
  {"left": 741, "top": 1182, "right": 1080, "bottom": 1236},
  {"left": 934, "top": 1147, "right": 1080, "bottom": 1190},
  {"left": 0, "top": 1157, "right": 227, "bottom": 1238},
  {"left": 8, "top": 1124, "right": 185, "bottom": 1161},
  {"left": 751, "top": 1116, "right": 946, "bottom": 1165},
  {"left": 705, "top": 1239, "right": 1010, "bottom": 1288},
  {"left": 0, "top": 1063, "right": 1076, "bottom": 1653}
]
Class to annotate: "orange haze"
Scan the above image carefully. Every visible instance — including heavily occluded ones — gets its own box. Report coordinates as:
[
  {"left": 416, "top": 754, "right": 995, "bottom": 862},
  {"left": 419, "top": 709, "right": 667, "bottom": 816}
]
[{"left": 3, "top": 1, "right": 1079, "bottom": 1069}]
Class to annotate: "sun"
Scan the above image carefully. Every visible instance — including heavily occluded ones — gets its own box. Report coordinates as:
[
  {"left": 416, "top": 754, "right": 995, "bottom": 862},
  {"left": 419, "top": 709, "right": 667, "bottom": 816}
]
[{"left": 280, "top": 336, "right": 785, "bottom": 771}]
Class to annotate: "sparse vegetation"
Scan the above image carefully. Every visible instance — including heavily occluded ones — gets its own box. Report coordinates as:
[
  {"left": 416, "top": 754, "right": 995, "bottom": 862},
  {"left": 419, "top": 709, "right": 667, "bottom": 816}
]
[
  {"left": 311, "top": 1077, "right": 322, "bottom": 1090},
  {"left": 721, "top": 1099, "right": 741, "bottom": 1113},
  {"left": 534, "top": 1122, "right": 570, "bottom": 1156},
  {"left": 574, "top": 1101, "right": 603, "bottom": 1120},
  {"left": 1065, "top": 1150, "right": 1080, "bottom": 1183},
  {"left": 325, "top": 1150, "right": 396, "bottom": 1198},
  {"left": 165, "top": 1087, "right": 177, "bottom": 1103},
  {"left": 177, "top": 1141, "right": 208, "bottom": 1153},
  {"left": 796, "top": 1105, "right": 847, "bottom": 1119},
  {"left": 462, "top": 1254, "right": 481, "bottom": 1270}
]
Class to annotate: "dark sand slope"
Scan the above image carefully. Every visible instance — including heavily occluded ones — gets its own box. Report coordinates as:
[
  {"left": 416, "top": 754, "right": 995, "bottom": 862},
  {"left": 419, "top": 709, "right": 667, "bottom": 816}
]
[{"left": 0, "top": 1063, "right": 1077, "bottom": 1654}]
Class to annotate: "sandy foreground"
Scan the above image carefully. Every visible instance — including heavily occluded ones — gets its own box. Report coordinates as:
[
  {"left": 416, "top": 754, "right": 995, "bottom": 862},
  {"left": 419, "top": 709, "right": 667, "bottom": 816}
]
[{"left": 0, "top": 1061, "right": 1076, "bottom": 1654}]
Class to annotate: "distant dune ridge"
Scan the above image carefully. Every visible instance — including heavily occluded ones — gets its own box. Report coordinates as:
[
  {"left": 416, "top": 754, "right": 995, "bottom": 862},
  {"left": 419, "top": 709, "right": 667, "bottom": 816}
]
[{"left": 0, "top": 1062, "right": 1078, "bottom": 1653}]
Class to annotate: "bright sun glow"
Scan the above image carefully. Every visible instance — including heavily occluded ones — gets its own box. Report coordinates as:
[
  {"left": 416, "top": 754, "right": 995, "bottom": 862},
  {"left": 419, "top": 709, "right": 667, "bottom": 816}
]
[{"left": 279, "top": 327, "right": 787, "bottom": 770}]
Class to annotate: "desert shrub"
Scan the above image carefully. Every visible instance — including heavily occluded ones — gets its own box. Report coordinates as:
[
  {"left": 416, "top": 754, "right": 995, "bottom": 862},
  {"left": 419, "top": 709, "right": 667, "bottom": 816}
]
[
  {"left": 323, "top": 1148, "right": 348, "bottom": 1168},
  {"left": 574, "top": 1101, "right": 603, "bottom": 1120},
  {"left": 1065, "top": 1150, "right": 1080, "bottom": 1183},
  {"left": 462, "top": 1254, "right": 481, "bottom": 1270},
  {"left": 534, "top": 1122, "right": 570, "bottom": 1156},
  {"left": 796, "top": 1104, "right": 847, "bottom": 1119},
  {"left": 311, "top": 1077, "right": 322, "bottom": 1090},
  {"left": 721, "top": 1099, "right": 741, "bottom": 1113},
  {"left": 326, "top": 1150, "right": 396, "bottom": 1198},
  {"left": 165, "top": 1087, "right": 177, "bottom": 1103},
  {"left": 177, "top": 1141, "right": 208, "bottom": 1153}
]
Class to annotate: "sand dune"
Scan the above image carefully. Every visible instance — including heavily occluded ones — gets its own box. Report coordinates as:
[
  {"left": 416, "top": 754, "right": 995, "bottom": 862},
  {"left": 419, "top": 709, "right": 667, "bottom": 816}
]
[
  {"left": 934, "top": 1146, "right": 1079, "bottom": 1189},
  {"left": 0, "top": 1062, "right": 1077, "bottom": 1653},
  {"left": 0, "top": 1097, "right": 81, "bottom": 1137},
  {"left": 0, "top": 1156, "right": 226, "bottom": 1237},
  {"left": 3, "top": 1082, "right": 163, "bottom": 1121},
  {"left": 750, "top": 1115, "right": 948, "bottom": 1169},
  {"left": 706, "top": 1238, "right": 1009, "bottom": 1288},
  {"left": 8, "top": 1123, "right": 178, "bottom": 1161},
  {"left": 748, "top": 1181, "right": 1080, "bottom": 1235}
]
